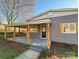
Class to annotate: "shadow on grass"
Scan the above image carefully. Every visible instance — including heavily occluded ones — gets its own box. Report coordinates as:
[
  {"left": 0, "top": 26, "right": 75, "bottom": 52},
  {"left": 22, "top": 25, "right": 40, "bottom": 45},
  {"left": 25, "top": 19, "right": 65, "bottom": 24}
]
[{"left": 0, "top": 40, "right": 29, "bottom": 59}]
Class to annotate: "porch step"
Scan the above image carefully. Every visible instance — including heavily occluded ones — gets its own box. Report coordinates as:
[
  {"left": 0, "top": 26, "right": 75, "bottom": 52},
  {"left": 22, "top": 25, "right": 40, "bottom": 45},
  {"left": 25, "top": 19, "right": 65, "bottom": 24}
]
[
  {"left": 15, "top": 49, "right": 40, "bottom": 59},
  {"left": 30, "top": 45, "right": 44, "bottom": 52}
]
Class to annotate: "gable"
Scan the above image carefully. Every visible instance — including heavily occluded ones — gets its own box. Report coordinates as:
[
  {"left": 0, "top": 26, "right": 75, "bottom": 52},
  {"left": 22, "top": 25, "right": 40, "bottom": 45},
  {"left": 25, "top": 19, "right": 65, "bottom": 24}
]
[
  {"left": 28, "top": 8, "right": 78, "bottom": 21},
  {"left": 33, "top": 11, "right": 77, "bottom": 20}
]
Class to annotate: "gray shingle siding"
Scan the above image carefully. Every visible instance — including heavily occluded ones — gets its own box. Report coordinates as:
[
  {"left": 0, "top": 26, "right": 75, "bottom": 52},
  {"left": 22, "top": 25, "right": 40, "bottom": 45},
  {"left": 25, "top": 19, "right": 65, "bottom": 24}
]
[
  {"left": 30, "top": 33, "right": 40, "bottom": 39},
  {"left": 50, "top": 14, "right": 78, "bottom": 45}
]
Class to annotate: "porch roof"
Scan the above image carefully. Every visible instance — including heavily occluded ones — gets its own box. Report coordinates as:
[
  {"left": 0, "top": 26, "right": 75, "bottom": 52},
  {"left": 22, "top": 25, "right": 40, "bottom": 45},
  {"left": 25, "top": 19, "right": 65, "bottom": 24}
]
[{"left": 5, "top": 18, "right": 51, "bottom": 27}]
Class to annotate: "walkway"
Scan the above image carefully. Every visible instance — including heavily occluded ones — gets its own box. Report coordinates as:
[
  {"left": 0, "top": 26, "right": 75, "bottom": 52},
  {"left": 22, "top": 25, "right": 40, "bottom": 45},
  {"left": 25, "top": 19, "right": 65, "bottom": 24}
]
[{"left": 15, "top": 49, "right": 40, "bottom": 59}]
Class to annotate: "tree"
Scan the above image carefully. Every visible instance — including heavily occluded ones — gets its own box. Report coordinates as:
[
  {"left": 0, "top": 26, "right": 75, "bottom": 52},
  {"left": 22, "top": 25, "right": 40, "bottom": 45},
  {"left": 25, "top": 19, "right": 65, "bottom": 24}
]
[
  {"left": 0, "top": 0, "right": 20, "bottom": 24},
  {"left": 0, "top": 17, "right": 3, "bottom": 24},
  {"left": 0, "top": 0, "right": 35, "bottom": 24},
  {"left": 0, "top": 20, "right": 2, "bottom": 24}
]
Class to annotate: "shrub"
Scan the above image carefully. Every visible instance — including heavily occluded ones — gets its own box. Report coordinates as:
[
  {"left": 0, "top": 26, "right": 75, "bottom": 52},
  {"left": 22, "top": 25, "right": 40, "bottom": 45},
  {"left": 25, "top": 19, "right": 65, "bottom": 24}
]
[
  {"left": 40, "top": 48, "right": 51, "bottom": 57},
  {"left": 74, "top": 51, "right": 78, "bottom": 57}
]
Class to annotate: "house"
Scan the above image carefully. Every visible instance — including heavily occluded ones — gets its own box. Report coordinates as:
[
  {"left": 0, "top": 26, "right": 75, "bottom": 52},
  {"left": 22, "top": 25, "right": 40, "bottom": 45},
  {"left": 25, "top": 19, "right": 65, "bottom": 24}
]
[{"left": 5, "top": 8, "right": 78, "bottom": 49}]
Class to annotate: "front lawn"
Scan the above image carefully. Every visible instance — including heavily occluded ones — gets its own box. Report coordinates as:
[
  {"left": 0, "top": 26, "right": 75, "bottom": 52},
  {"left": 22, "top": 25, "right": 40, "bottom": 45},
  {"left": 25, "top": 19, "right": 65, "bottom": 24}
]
[{"left": 0, "top": 40, "right": 28, "bottom": 59}]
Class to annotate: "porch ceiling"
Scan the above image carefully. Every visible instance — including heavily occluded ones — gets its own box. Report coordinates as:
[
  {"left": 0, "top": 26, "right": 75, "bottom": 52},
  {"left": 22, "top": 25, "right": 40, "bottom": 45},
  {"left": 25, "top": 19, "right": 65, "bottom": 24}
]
[{"left": 5, "top": 19, "right": 51, "bottom": 28}]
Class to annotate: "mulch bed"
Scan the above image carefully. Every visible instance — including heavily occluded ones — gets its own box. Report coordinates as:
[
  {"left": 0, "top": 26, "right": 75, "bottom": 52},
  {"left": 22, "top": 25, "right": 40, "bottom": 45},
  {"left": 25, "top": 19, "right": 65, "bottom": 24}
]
[
  {"left": 0, "top": 39, "right": 29, "bottom": 53},
  {"left": 38, "top": 42, "right": 78, "bottom": 59},
  {"left": 0, "top": 39, "right": 29, "bottom": 59}
]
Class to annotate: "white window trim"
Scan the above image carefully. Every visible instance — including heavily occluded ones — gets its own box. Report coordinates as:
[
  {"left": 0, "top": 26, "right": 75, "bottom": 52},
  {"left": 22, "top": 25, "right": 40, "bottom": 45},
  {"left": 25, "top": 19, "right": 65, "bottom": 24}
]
[
  {"left": 40, "top": 25, "right": 47, "bottom": 39},
  {"left": 62, "top": 23, "right": 76, "bottom": 34}
]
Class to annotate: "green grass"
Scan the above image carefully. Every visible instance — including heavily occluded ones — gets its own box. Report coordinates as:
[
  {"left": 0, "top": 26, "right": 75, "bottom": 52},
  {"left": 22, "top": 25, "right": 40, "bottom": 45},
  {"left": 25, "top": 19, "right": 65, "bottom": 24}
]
[
  {"left": 0, "top": 32, "right": 27, "bottom": 59},
  {"left": 0, "top": 47, "right": 19, "bottom": 59},
  {"left": 0, "top": 40, "right": 28, "bottom": 59},
  {"left": 0, "top": 43, "right": 20, "bottom": 59},
  {"left": 61, "top": 57, "right": 78, "bottom": 59}
]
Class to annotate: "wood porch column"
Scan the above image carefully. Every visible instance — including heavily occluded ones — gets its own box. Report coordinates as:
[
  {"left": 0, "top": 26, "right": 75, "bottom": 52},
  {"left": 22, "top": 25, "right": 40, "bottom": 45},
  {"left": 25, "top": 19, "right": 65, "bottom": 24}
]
[
  {"left": 13, "top": 27, "right": 16, "bottom": 41},
  {"left": 47, "top": 23, "right": 51, "bottom": 49},
  {"left": 26, "top": 27, "right": 28, "bottom": 41},
  {"left": 4, "top": 26, "right": 7, "bottom": 39},
  {"left": 27, "top": 25, "right": 30, "bottom": 44},
  {"left": 18, "top": 27, "right": 20, "bottom": 33}
]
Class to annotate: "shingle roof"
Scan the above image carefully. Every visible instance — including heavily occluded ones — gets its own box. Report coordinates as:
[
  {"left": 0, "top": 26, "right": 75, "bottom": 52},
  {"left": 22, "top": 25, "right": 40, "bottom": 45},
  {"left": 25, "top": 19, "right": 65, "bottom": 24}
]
[
  {"left": 5, "top": 18, "right": 51, "bottom": 27},
  {"left": 26, "top": 8, "right": 78, "bottom": 21}
]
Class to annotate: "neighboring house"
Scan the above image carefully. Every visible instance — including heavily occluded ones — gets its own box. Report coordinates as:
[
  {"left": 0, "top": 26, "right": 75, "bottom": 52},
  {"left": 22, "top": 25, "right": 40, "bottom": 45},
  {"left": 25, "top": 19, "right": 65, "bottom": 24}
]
[
  {"left": 6, "top": 8, "right": 78, "bottom": 49},
  {"left": 0, "top": 25, "right": 5, "bottom": 32},
  {"left": 0, "top": 25, "right": 25, "bottom": 32}
]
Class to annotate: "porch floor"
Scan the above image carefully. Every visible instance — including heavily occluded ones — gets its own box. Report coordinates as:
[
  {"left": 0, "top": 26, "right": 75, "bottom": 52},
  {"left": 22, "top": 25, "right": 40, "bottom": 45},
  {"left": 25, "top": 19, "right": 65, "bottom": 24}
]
[{"left": 7, "top": 36, "right": 47, "bottom": 49}]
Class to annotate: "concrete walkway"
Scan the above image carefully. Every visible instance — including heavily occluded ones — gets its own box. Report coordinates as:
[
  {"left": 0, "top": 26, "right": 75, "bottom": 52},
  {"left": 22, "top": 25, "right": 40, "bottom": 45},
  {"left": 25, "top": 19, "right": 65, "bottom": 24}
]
[{"left": 15, "top": 49, "right": 40, "bottom": 59}]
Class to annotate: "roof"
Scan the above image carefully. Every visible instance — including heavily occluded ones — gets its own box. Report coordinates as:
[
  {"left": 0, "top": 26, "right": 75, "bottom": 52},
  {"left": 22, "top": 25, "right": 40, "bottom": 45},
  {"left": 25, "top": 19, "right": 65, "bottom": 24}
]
[
  {"left": 4, "top": 8, "right": 78, "bottom": 27},
  {"left": 26, "top": 8, "right": 78, "bottom": 21},
  {"left": 5, "top": 18, "right": 51, "bottom": 27}
]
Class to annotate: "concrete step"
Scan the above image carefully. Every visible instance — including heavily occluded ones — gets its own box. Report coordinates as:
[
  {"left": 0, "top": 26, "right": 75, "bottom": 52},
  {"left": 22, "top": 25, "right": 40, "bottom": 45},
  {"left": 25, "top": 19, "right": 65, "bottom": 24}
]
[
  {"left": 15, "top": 49, "right": 40, "bottom": 59},
  {"left": 30, "top": 45, "right": 43, "bottom": 52}
]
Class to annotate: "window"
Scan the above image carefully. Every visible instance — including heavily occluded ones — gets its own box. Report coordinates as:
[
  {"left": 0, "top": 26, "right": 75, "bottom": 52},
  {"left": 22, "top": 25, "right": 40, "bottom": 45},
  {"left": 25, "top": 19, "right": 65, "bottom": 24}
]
[
  {"left": 30, "top": 25, "right": 38, "bottom": 32},
  {"left": 41, "top": 25, "right": 47, "bottom": 39},
  {"left": 60, "top": 23, "right": 77, "bottom": 34}
]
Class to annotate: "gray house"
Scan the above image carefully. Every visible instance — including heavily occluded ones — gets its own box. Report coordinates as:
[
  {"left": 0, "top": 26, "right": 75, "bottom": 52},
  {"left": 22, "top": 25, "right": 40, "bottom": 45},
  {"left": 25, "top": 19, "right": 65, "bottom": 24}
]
[{"left": 5, "top": 8, "right": 78, "bottom": 49}]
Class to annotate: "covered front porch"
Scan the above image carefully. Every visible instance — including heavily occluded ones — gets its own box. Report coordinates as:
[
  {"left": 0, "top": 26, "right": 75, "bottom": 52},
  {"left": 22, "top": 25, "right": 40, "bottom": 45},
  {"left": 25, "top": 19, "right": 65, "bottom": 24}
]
[
  {"left": 4, "top": 19, "right": 51, "bottom": 49},
  {"left": 7, "top": 36, "right": 47, "bottom": 51}
]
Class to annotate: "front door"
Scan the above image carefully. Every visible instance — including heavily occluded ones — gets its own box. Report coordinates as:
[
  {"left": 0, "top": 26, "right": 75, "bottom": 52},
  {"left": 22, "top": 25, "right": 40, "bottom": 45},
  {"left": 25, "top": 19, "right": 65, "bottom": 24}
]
[{"left": 41, "top": 25, "right": 47, "bottom": 39}]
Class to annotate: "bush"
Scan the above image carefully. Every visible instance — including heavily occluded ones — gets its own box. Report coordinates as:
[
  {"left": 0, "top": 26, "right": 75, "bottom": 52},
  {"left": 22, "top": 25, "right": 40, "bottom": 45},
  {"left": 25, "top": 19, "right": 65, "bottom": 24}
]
[
  {"left": 74, "top": 51, "right": 78, "bottom": 57},
  {"left": 40, "top": 48, "right": 51, "bottom": 57}
]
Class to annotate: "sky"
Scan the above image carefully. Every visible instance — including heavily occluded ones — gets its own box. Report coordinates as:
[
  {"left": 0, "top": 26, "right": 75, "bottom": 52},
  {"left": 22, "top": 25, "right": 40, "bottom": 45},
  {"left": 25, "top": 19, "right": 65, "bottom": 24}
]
[
  {"left": 35, "top": 0, "right": 78, "bottom": 15},
  {"left": 0, "top": 0, "right": 78, "bottom": 23}
]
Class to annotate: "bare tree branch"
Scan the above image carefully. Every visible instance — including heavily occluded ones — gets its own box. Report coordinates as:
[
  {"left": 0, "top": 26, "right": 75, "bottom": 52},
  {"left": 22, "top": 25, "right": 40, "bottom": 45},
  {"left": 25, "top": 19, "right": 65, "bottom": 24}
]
[{"left": 0, "top": 0, "right": 35, "bottom": 24}]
